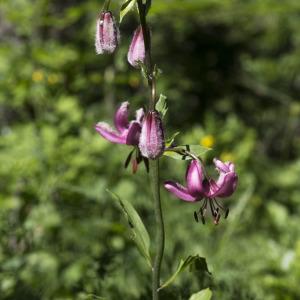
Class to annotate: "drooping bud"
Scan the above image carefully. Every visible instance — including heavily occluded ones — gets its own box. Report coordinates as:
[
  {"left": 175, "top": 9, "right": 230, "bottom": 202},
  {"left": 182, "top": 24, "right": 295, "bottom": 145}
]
[
  {"left": 127, "top": 26, "right": 145, "bottom": 68},
  {"left": 95, "top": 11, "right": 120, "bottom": 54},
  {"left": 139, "top": 111, "right": 165, "bottom": 159}
]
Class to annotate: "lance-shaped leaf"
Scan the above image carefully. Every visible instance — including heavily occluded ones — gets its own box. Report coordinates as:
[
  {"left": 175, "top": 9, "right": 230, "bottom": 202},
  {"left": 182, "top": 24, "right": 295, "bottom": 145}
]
[
  {"left": 164, "top": 145, "right": 212, "bottom": 160},
  {"left": 189, "top": 288, "right": 212, "bottom": 300},
  {"left": 120, "top": 0, "right": 137, "bottom": 22},
  {"left": 155, "top": 94, "right": 168, "bottom": 117},
  {"left": 106, "top": 189, "right": 151, "bottom": 267},
  {"left": 165, "top": 132, "right": 180, "bottom": 148},
  {"left": 159, "top": 255, "right": 211, "bottom": 290}
]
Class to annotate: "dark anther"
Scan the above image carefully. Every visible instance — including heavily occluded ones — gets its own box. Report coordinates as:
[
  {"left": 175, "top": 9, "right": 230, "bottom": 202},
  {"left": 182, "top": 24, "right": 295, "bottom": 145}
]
[
  {"left": 201, "top": 215, "right": 206, "bottom": 225},
  {"left": 194, "top": 211, "right": 199, "bottom": 222},
  {"left": 225, "top": 208, "right": 229, "bottom": 219},
  {"left": 124, "top": 148, "right": 135, "bottom": 168}
]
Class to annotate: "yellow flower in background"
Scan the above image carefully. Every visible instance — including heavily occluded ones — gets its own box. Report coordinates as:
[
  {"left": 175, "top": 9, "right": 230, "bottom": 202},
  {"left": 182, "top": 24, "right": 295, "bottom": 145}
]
[
  {"left": 200, "top": 135, "right": 215, "bottom": 148},
  {"left": 32, "top": 70, "right": 44, "bottom": 82},
  {"left": 48, "top": 74, "right": 59, "bottom": 85},
  {"left": 220, "top": 152, "right": 235, "bottom": 162}
]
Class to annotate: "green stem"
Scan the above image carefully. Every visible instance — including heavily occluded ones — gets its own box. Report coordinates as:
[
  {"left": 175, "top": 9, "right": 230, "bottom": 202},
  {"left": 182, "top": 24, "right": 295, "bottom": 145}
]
[
  {"left": 149, "top": 159, "right": 165, "bottom": 300},
  {"left": 103, "top": 0, "right": 111, "bottom": 11},
  {"left": 137, "top": 1, "right": 165, "bottom": 299}
]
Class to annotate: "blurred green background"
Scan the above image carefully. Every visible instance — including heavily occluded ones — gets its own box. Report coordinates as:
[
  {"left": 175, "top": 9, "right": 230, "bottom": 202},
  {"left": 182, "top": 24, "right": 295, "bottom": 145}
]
[{"left": 1, "top": 0, "right": 300, "bottom": 299}]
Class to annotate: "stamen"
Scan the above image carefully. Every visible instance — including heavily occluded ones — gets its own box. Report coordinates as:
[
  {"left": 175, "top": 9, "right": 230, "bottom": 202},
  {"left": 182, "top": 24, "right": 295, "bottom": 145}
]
[
  {"left": 194, "top": 211, "right": 199, "bottom": 223},
  {"left": 209, "top": 200, "right": 216, "bottom": 217},
  {"left": 224, "top": 208, "right": 230, "bottom": 219},
  {"left": 201, "top": 215, "right": 206, "bottom": 225},
  {"left": 214, "top": 213, "right": 221, "bottom": 225},
  {"left": 199, "top": 199, "right": 207, "bottom": 215},
  {"left": 197, "top": 199, "right": 208, "bottom": 225},
  {"left": 213, "top": 198, "right": 230, "bottom": 219},
  {"left": 214, "top": 198, "right": 225, "bottom": 211}
]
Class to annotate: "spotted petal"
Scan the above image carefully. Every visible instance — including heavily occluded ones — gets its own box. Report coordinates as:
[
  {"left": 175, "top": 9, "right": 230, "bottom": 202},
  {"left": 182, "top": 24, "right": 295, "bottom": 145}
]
[{"left": 164, "top": 181, "right": 198, "bottom": 202}]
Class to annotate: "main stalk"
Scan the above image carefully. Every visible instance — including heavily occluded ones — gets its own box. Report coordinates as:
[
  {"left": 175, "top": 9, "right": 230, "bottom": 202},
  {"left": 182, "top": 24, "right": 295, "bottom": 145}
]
[{"left": 137, "top": 1, "right": 165, "bottom": 299}]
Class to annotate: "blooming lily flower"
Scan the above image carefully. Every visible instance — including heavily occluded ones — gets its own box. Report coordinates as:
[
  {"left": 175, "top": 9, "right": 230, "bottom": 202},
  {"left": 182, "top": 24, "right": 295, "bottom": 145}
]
[
  {"left": 127, "top": 26, "right": 145, "bottom": 68},
  {"left": 95, "top": 102, "right": 146, "bottom": 173},
  {"left": 95, "top": 101, "right": 144, "bottom": 145},
  {"left": 164, "top": 158, "right": 238, "bottom": 224},
  {"left": 139, "top": 110, "right": 165, "bottom": 159},
  {"left": 95, "top": 11, "right": 120, "bottom": 54}
]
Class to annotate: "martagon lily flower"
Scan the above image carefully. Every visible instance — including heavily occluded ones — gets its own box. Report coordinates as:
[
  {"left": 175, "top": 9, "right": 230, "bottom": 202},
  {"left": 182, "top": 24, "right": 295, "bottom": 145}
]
[
  {"left": 164, "top": 158, "right": 238, "bottom": 224},
  {"left": 95, "top": 102, "right": 146, "bottom": 172},
  {"left": 95, "top": 101, "right": 143, "bottom": 145}
]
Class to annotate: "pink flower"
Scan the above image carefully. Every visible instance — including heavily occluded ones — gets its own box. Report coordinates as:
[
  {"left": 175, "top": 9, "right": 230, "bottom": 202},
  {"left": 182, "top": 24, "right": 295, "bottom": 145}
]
[
  {"left": 127, "top": 26, "right": 145, "bottom": 68},
  {"left": 164, "top": 159, "right": 238, "bottom": 224},
  {"left": 95, "top": 102, "right": 144, "bottom": 145},
  {"left": 139, "top": 111, "right": 165, "bottom": 159},
  {"left": 95, "top": 11, "right": 120, "bottom": 54}
]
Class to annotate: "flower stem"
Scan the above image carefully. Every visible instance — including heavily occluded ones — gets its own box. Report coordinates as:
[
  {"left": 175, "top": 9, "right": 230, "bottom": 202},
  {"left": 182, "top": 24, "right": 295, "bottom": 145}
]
[
  {"left": 137, "top": 1, "right": 165, "bottom": 299},
  {"left": 149, "top": 159, "right": 165, "bottom": 300}
]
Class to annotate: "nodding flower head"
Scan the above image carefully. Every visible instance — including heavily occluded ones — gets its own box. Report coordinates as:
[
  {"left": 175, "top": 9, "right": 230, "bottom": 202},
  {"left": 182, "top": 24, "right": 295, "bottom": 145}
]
[
  {"left": 95, "top": 101, "right": 144, "bottom": 145},
  {"left": 139, "top": 110, "right": 165, "bottom": 159},
  {"left": 164, "top": 158, "right": 238, "bottom": 224},
  {"left": 95, "top": 11, "right": 120, "bottom": 54},
  {"left": 127, "top": 26, "right": 145, "bottom": 68}
]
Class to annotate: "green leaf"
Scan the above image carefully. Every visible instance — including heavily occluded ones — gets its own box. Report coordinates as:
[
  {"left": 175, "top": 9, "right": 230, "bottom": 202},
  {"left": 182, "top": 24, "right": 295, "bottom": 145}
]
[
  {"left": 106, "top": 189, "right": 152, "bottom": 267},
  {"left": 155, "top": 94, "right": 168, "bottom": 117},
  {"left": 165, "top": 132, "right": 180, "bottom": 148},
  {"left": 189, "top": 288, "right": 212, "bottom": 300},
  {"left": 163, "top": 145, "right": 211, "bottom": 161},
  {"left": 188, "top": 145, "right": 212, "bottom": 156},
  {"left": 164, "top": 149, "right": 187, "bottom": 160},
  {"left": 120, "top": 0, "right": 137, "bottom": 23},
  {"left": 159, "top": 255, "right": 211, "bottom": 290}
]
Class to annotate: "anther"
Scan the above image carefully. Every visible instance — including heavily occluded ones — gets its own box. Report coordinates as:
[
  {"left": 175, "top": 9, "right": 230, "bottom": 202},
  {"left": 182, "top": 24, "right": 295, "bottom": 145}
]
[
  {"left": 194, "top": 211, "right": 199, "bottom": 223},
  {"left": 224, "top": 208, "right": 229, "bottom": 219}
]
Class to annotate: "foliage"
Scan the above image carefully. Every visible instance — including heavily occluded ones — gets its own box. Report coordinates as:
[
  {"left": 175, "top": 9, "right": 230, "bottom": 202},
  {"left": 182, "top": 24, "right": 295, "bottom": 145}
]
[{"left": 1, "top": 0, "right": 300, "bottom": 299}]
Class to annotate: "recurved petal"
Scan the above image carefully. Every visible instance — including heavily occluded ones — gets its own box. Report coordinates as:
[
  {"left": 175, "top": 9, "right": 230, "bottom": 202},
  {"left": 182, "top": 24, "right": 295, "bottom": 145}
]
[
  {"left": 186, "top": 160, "right": 205, "bottom": 197},
  {"left": 126, "top": 121, "right": 141, "bottom": 145},
  {"left": 209, "top": 172, "right": 238, "bottom": 198},
  {"left": 164, "top": 181, "right": 198, "bottom": 202},
  {"left": 114, "top": 102, "right": 130, "bottom": 133},
  {"left": 213, "top": 158, "right": 230, "bottom": 173},
  {"left": 95, "top": 122, "right": 127, "bottom": 144},
  {"left": 135, "top": 108, "right": 144, "bottom": 124}
]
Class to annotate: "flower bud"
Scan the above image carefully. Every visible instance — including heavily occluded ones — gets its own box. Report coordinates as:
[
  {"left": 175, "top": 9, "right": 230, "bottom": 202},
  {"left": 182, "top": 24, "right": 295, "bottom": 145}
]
[
  {"left": 95, "top": 11, "right": 120, "bottom": 54},
  {"left": 139, "top": 111, "right": 165, "bottom": 159},
  {"left": 127, "top": 26, "right": 145, "bottom": 68}
]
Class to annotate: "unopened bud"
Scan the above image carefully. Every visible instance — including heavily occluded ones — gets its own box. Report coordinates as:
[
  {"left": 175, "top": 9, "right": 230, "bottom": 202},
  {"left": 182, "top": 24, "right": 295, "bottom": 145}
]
[
  {"left": 127, "top": 26, "right": 145, "bottom": 68},
  {"left": 95, "top": 11, "right": 120, "bottom": 54},
  {"left": 139, "top": 111, "right": 165, "bottom": 159}
]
